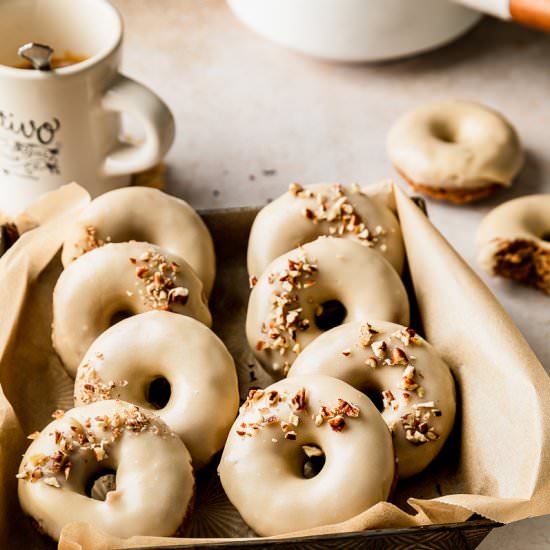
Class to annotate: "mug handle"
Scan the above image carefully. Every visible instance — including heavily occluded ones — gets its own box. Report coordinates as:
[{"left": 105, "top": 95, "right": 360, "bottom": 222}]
[{"left": 101, "top": 74, "right": 175, "bottom": 177}]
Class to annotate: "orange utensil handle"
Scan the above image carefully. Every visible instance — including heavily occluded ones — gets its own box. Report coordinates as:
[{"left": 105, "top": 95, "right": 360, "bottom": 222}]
[{"left": 510, "top": 0, "right": 550, "bottom": 31}]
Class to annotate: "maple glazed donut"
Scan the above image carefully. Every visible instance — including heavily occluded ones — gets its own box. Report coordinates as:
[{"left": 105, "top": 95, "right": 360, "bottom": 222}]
[
  {"left": 61, "top": 186, "right": 216, "bottom": 296},
  {"left": 74, "top": 311, "right": 239, "bottom": 469},
  {"left": 387, "top": 100, "right": 524, "bottom": 203},
  {"left": 247, "top": 182, "right": 405, "bottom": 277},
  {"left": 17, "top": 400, "right": 194, "bottom": 541},
  {"left": 219, "top": 374, "right": 395, "bottom": 536},
  {"left": 288, "top": 321, "right": 456, "bottom": 479},
  {"left": 247, "top": 237, "right": 410, "bottom": 377},
  {"left": 477, "top": 194, "right": 550, "bottom": 295},
  {"left": 53, "top": 242, "right": 212, "bottom": 377}
]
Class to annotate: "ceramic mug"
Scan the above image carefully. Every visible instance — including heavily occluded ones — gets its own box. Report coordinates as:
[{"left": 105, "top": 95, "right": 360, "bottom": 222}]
[{"left": 0, "top": 0, "right": 175, "bottom": 216}]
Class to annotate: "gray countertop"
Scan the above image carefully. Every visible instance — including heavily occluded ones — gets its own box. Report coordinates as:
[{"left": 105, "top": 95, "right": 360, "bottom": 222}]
[{"left": 113, "top": 1, "right": 550, "bottom": 547}]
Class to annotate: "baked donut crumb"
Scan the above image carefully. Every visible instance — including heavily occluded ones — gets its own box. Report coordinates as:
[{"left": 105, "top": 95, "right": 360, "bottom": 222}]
[
  {"left": 397, "top": 169, "right": 503, "bottom": 204},
  {"left": 490, "top": 239, "right": 550, "bottom": 295}
]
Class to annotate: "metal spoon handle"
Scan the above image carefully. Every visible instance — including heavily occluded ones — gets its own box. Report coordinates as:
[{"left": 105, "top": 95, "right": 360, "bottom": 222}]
[{"left": 17, "top": 42, "right": 54, "bottom": 71}]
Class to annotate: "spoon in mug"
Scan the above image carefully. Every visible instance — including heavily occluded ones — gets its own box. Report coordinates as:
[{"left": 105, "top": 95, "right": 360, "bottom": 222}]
[{"left": 17, "top": 42, "right": 54, "bottom": 71}]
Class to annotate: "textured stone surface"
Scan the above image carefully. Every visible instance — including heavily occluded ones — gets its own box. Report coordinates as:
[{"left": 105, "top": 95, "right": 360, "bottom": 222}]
[{"left": 112, "top": 1, "right": 550, "bottom": 547}]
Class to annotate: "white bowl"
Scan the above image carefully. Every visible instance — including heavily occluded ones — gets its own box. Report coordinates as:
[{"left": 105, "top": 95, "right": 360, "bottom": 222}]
[{"left": 227, "top": 0, "right": 482, "bottom": 62}]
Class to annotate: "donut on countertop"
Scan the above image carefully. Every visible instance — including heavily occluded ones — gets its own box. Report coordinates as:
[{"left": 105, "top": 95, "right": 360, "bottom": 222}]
[
  {"left": 246, "top": 237, "right": 410, "bottom": 378},
  {"left": 219, "top": 375, "right": 395, "bottom": 537},
  {"left": 477, "top": 194, "right": 550, "bottom": 295},
  {"left": 387, "top": 100, "right": 524, "bottom": 204},
  {"left": 17, "top": 401, "right": 194, "bottom": 541},
  {"left": 247, "top": 182, "right": 405, "bottom": 277},
  {"left": 74, "top": 311, "right": 239, "bottom": 469},
  {"left": 288, "top": 321, "right": 456, "bottom": 479},
  {"left": 52, "top": 242, "right": 212, "bottom": 377},
  {"left": 61, "top": 187, "right": 216, "bottom": 297}
]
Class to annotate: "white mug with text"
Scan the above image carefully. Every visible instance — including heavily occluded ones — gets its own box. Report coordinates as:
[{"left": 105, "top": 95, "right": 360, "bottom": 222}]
[{"left": 0, "top": 0, "right": 175, "bottom": 215}]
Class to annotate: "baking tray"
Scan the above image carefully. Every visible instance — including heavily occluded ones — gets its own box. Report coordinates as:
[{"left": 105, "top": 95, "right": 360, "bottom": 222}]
[{"left": 0, "top": 203, "right": 500, "bottom": 549}]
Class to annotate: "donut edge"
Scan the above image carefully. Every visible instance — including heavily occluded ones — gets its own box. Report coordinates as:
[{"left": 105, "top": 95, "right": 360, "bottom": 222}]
[{"left": 395, "top": 167, "right": 505, "bottom": 204}]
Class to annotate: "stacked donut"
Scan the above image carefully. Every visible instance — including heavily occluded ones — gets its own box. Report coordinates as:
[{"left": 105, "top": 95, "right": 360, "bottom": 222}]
[
  {"left": 17, "top": 187, "right": 240, "bottom": 541},
  {"left": 219, "top": 183, "right": 456, "bottom": 536}
]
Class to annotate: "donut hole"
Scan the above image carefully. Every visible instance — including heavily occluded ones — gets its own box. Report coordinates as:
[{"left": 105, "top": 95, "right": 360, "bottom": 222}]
[
  {"left": 109, "top": 310, "right": 133, "bottom": 326},
  {"left": 301, "top": 444, "right": 326, "bottom": 479},
  {"left": 364, "top": 390, "right": 385, "bottom": 413},
  {"left": 314, "top": 300, "right": 347, "bottom": 331},
  {"left": 541, "top": 232, "right": 550, "bottom": 243},
  {"left": 431, "top": 121, "right": 457, "bottom": 144},
  {"left": 86, "top": 469, "right": 116, "bottom": 501},
  {"left": 146, "top": 376, "right": 171, "bottom": 409}
]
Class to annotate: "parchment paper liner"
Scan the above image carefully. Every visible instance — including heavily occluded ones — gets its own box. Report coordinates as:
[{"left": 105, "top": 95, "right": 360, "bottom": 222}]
[{"left": 0, "top": 182, "right": 547, "bottom": 549}]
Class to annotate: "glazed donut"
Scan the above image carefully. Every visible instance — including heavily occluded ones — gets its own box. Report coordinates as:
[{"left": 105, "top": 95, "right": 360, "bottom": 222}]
[
  {"left": 17, "top": 400, "right": 194, "bottom": 541},
  {"left": 477, "top": 194, "right": 550, "bottom": 295},
  {"left": 247, "top": 182, "right": 405, "bottom": 276},
  {"left": 246, "top": 237, "right": 410, "bottom": 377},
  {"left": 219, "top": 374, "right": 395, "bottom": 536},
  {"left": 387, "top": 100, "right": 524, "bottom": 204},
  {"left": 61, "top": 187, "right": 216, "bottom": 297},
  {"left": 53, "top": 242, "right": 211, "bottom": 376},
  {"left": 288, "top": 321, "right": 456, "bottom": 479},
  {"left": 74, "top": 311, "right": 239, "bottom": 469}
]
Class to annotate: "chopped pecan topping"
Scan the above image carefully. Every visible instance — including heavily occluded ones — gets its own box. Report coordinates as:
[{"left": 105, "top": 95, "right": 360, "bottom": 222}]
[
  {"left": 400, "top": 365, "right": 419, "bottom": 391},
  {"left": 291, "top": 388, "right": 307, "bottom": 411},
  {"left": 401, "top": 403, "right": 441, "bottom": 445},
  {"left": 130, "top": 249, "right": 189, "bottom": 311},
  {"left": 289, "top": 183, "right": 304, "bottom": 196},
  {"left": 337, "top": 399, "right": 360, "bottom": 417},
  {"left": 382, "top": 389, "right": 399, "bottom": 411},
  {"left": 76, "top": 358, "right": 128, "bottom": 405},
  {"left": 392, "top": 327, "right": 420, "bottom": 347},
  {"left": 236, "top": 386, "right": 360, "bottom": 440},
  {"left": 255, "top": 253, "right": 317, "bottom": 357},
  {"left": 358, "top": 322, "right": 380, "bottom": 348},
  {"left": 328, "top": 415, "right": 346, "bottom": 432},
  {"left": 371, "top": 340, "right": 387, "bottom": 359},
  {"left": 289, "top": 183, "right": 385, "bottom": 247},
  {"left": 72, "top": 225, "right": 111, "bottom": 261},
  {"left": 365, "top": 357, "right": 378, "bottom": 368},
  {"left": 391, "top": 348, "right": 408, "bottom": 365},
  {"left": 17, "top": 404, "right": 165, "bottom": 487}
]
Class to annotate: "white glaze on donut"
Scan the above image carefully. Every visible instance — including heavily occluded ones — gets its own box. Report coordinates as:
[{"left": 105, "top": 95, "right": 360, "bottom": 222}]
[
  {"left": 219, "top": 375, "right": 395, "bottom": 536},
  {"left": 61, "top": 187, "right": 216, "bottom": 296},
  {"left": 247, "top": 182, "right": 404, "bottom": 276},
  {"left": 288, "top": 321, "right": 456, "bottom": 478},
  {"left": 74, "top": 311, "right": 239, "bottom": 469},
  {"left": 17, "top": 401, "right": 194, "bottom": 541},
  {"left": 246, "top": 237, "right": 410, "bottom": 377},
  {"left": 53, "top": 242, "right": 212, "bottom": 376},
  {"left": 387, "top": 100, "right": 523, "bottom": 189}
]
